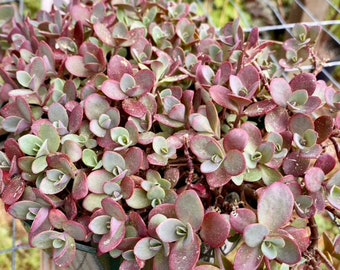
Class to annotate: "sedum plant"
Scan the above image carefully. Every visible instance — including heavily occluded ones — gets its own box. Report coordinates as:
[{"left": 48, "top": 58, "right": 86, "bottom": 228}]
[{"left": 0, "top": 0, "right": 340, "bottom": 269}]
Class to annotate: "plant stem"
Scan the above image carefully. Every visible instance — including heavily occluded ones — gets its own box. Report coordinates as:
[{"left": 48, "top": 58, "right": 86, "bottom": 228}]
[
  {"left": 184, "top": 135, "right": 194, "bottom": 184},
  {"left": 315, "top": 248, "right": 336, "bottom": 270},
  {"left": 307, "top": 216, "right": 319, "bottom": 252},
  {"left": 329, "top": 136, "right": 340, "bottom": 163}
]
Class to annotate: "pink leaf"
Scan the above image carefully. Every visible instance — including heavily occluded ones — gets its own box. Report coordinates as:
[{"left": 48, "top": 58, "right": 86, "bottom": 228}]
[{"left": 257, "top": 182, "right": 294, "bottom": 231}]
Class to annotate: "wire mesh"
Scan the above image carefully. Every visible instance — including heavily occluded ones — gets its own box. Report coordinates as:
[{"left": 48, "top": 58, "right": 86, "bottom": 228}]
[
  {"left": 0, "top": 1, "right": 339, "bottom": 270},
  {"left": 241, "top": 0, "right": 340, "bottom": 89}
]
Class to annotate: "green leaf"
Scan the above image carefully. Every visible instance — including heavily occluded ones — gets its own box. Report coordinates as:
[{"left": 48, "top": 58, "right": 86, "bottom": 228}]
[
  {"left": 125, "top": 188, "right": 150, "bottom": 209},
  {"left": 243, "top": 223, "right": 269, "bottom": 247},
  {"left": 0, "top": 5, "right": 14, "bottom": 27},
  {"left": 134, "top": 237, "right": 163, "bottom": 260},
  {"left": 18, "top": 134, "right": 43, "bottom": 156},
  {"left": 82, "top": 149, "right": 98, "bottom": 168},
  {"left": 16, "top": 71, "right": 32, "bottom": 88},
  {"left": 39, "top": 125, "right": 60, "bottom": 153},
  {"left": 261, "top": 241, "right": 278, "bottom": 260},
  {"left": 156, "top": 218, "right": 186, "bottom": 242},
  {"left": 259, "top": 165, "right": 282, "bottom": 186}
]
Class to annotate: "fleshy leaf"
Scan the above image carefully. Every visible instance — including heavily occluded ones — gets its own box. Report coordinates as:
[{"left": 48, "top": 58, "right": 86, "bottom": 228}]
[
  {"left": 243, "top": 223, "right": 269, "bottom": 247},
  {"left": 98, "top": 218, "right": 125, "bottom": 253},
  {"left": 223, "top": 149, "right": 246, "bottom": 176},
  {"left": 156, "top": 218, "right": 185, "bottom": 243},
  {"left": 269, "top": 78, "right": 291, "bottom": 107},
  {"left": 169, "top": 232, "right": 201, "bottom": 270},
  {"left": 65, "top": 56, "right": 91, "bottom": 77},
  {"left": 175, "top": 190, "right": 204, "bottom": 231},
  {"left": 234, "top": 244, "right": 263, "bottom": 270},
  {"left": 275, "top": 233, "right": 301, "bottom": 265},
  {"left": 134, "top": 237, "right": 163, "bottom": 261},
  {"left": 200, "top": 212, "right": 230, "bottom": 248},
  {"left": 190, "top": 135, "right": 224, "bottom": 161},
  {"left": 125, "top": 188, "right": 150, "bottom": 209},
  {"left": 304, "top": 167, "right": 324, "bottom": 193},
  {"left": 257, "top": 182, "right": 294, "bottom": 231},
  {"left": 230, "top": 208, "right": 257, "bottom": 233}
]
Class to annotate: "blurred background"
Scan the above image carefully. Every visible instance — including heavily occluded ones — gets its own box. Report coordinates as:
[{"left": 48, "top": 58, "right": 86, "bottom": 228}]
[{"left": 0, "top": 0, "right": 339, "bottom": 269}]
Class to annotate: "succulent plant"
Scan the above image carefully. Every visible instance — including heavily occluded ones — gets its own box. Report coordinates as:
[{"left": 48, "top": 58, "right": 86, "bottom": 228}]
[{"left": 1, "top": 1, "right": 340, "bottom": 269}]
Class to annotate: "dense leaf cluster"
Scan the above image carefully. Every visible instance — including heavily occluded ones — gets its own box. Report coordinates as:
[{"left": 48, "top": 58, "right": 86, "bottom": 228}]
[{"left": 0, "top": 1, "right": 340, "bottom": 269}]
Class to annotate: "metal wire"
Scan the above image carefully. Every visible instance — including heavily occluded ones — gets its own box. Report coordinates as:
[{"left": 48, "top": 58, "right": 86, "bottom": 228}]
[{"left": 239, "top": 0, "right": 340, "bottom": 89}]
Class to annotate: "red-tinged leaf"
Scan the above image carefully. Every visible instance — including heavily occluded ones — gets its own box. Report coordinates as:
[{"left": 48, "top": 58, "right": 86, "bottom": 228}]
[
  {"left": 241, "top": 122, "right": 262, "bottom": 152},
  {"left": 7, "top": 200, "right": 41, "bottom": 220},
  {"left": 195, "top": 266, "right": 220, "bottom": 270},
  {"left": 238, "top": 65, "right": 260, "bottom": 95},
  {"left": 234, "top": 244, "right": 263, "bottom": 270},
  {"left": 16, "top": 96, "right": 32, "bottom": 122},
  {"left": 153, "top": 114, "right": 184, "bottom": 128},
  {"left": 63, "top": 220, "right": 87, "bottom": 241},
  {"left": 304, "top": 167, "right": 324, "bottom": 193},
  {"left": 101, "top": 79, "right": 128, "bottom": 101},
  {"left": 98, "top": 219, "right": 125, "bottom": 253},
  {"left": 269, "top": 78, "right": 292, "bottom": 107},
  {"left": 70, "top": 4, "right": 90, "bottom": 23},
  {"left": 1, "top": 176, "right": 25, "bottom": 205},
  {"left": 124, "top": 147, "right": 143, "bottom": 175},
  {"left": 315, "top": 154, "right": 336, "bottom": 175},
  {"left": 102, "top": 197, "right": 127, "bottom": 221},
  {"left": 244, "top": 100, "right": 277, "bottom": 117},
  {"left": 190, "top": 135, "right": 224, "bottom": 161},
  {"left": 53, "top": 233, "right": 77, "bottom": 268},
  {"left": 169, "top": 233, "right": 201, "bottom": 270},
  {"left": 285, "top": 227, "right": 310, "bottom": 253},
  {"left": 264, "top": 106, "right": 289, "bottom": 133},
  {"left": 149, "top": 204, "right": 177, "bottom": 220},
  {"left": 289, "top": 113, "right": 314, "bottom": 135},
  {"left": 94, "top": 23, "right": 115, "bottom": 46},
  {"left": 84, "top": 93, "right": 110, "bottom": 120},
  {"left": 64, "top": 196, "right": 78, "bottom": 220},
  {"left": 315, "top": 115, "right": 334, "bottom": 143},
  {"left": 107, "top": 55, "right": 133, "bottom": 81},
  {"left": 257, "top": 182, "right": 294, "bottom": 231},
  {"left": 65, "top": 56, "right": 91, "bottom": 77},
  {"left": 132, "top": 69, "right": 155, "bottom": 96},
  {"left": 196, "top": 64, "right": 215, "bottom": 86},
  {"left": 275, "top": 233, "right": 301, "bottom": 265},
  {"left": 283, "top": 152, "right": 310, "bottom": 176},
  {"left": 223, "top": 149, "right": 246, "bottom": 176},
  {"left": 230, "top": 208, "right": 257, "bottom": 233},
  {"left": 72, "top": 170, "right": 88, "bottom": 200},
  {"left": 209, "top": 85, "right": 232, "bottom": 108},
  {"left": 4, "top": 138, "right": 24, "bottom": 160},
  {"left": 290, "top": 73, "right": 316, "bottom": 95},
  {"left": 122, "top": 98, "right": 147, "bottom": 118},
  {"left": 200, "top": 212, "right": 230, "bottom": 248},
  {"left": 206, "top": 167, "right": 232, "bottom": 188},
  {"left": 49, "top": 209, "right": 68, "bottom": 229},
  {"left": 175, "top": 190, "right": 204, "bottom": 231},
  {"left": 129, "top": 211, "right": 148, "bottom": 237},
  {"left": 47, "top": 154, "right": 77, "bottom": 178},
  {"left": 68, "top": 104, "right": 83, "bottom": 134},
  {"left": 30, "top": 208, "right": 51, "bottom": 241}
]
